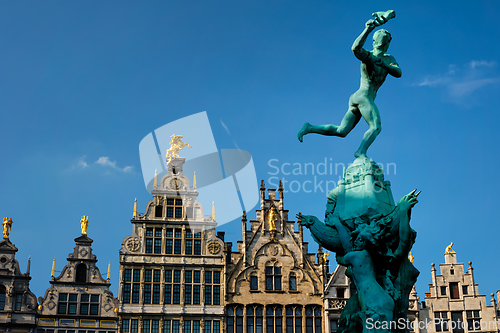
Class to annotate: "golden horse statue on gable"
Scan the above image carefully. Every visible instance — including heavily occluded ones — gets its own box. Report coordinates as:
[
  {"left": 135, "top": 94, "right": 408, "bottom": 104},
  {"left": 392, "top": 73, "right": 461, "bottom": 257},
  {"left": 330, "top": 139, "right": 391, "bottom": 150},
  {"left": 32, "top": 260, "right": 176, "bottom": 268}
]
[{"left": 166, "top": 134, "right": 192, "bottom": 166}]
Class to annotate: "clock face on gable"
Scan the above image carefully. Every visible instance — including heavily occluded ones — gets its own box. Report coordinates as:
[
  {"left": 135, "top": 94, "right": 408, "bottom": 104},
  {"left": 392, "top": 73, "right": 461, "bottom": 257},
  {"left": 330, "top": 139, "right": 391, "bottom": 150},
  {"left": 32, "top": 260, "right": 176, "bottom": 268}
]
[{"left": 169, "top": 177, "right": 183, "bottom": 190}]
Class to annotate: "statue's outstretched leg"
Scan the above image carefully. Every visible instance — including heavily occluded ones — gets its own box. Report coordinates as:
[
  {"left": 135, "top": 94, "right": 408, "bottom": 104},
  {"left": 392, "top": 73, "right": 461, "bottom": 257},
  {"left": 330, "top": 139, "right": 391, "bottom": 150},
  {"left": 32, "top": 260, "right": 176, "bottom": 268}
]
[
  {"left": 298, "top": 106, "right": 361, "bottom": 142},
  {"left": 354, "top": 100, "right": 381, "bottom": 158}
]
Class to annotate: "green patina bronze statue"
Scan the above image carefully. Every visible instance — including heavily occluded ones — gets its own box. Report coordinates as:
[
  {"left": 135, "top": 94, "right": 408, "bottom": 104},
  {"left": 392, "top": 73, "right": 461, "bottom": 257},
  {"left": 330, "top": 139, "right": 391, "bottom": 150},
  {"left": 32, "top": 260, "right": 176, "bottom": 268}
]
[
  {"left": 297, "top": 11, "right": 420, "bottom": 333},
  {"left": 297, "top": 10, "right": 400, "bottom": 158}
]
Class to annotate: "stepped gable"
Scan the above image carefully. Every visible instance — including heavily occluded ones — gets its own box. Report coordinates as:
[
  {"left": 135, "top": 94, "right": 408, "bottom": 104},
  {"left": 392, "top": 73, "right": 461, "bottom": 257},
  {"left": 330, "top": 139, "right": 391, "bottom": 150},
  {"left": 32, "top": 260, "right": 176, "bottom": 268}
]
[
  {"left": 225, "top": 179, "right": 325, "bottom": 331},
  {"left": 37, "top": 227, "right": 118, "bottom": 333},
  {"left": 0, "top": 234, "right": 37, "bottom": 331}
]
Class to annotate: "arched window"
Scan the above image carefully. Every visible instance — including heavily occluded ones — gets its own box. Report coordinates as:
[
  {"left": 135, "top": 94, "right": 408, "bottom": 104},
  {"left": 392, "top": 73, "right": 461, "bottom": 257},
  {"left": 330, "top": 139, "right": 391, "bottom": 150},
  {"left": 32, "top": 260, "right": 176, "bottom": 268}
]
[
  {"left": 305, "top": 305, "right": 322, "bottom": 333},
  {"left": 265, "top": 262, "right": 282, "bottom": 291},
  {"left": 250, "top": 273, "right": 258, "bottom": 291},
  {"left": 286, "top": 305, "right": 302, "bottom": 333},
  {"left": 76, "top": 263, "right": 87, "bottom": 283},
  {"left": 266, "top": 305, "right": 283, "bottom": 333},
  {"left": 0, "top": 285, "right": 5, "bottom": 310},
  {"left": 247, "top": 304, "right": 263, "bottom": 333},
  {"left": 289, "top": 273, "right": 297, "bottom": 291},
  {"left": 227, "top": 305, "right": 243, "bottom": 333}
]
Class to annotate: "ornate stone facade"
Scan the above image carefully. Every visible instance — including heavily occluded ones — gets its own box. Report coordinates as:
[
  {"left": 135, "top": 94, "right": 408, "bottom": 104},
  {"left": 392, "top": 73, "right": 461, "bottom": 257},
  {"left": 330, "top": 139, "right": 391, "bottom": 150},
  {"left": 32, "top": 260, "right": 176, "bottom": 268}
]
[
  {"left": 118, "top": 158, "right": 225, "bottom": 333},
  {"left": 0, "top": 236, "right": 37, "bottom": 332},
  {"left": 225, "top": 180, "right": 326, "bottom": 333},
  {"left": 419, "top": 250, "right": 499, "bottom": 333},
  {"left": 37, "top": 233, "right": 119, "bottom": 333}
]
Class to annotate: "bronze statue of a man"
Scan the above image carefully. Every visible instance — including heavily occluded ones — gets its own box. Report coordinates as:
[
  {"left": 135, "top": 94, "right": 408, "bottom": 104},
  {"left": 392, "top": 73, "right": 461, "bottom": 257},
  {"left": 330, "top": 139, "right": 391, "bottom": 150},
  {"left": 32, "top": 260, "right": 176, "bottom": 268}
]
[{"left": 298, "top": 10, "right": 401, "bottom": 158}]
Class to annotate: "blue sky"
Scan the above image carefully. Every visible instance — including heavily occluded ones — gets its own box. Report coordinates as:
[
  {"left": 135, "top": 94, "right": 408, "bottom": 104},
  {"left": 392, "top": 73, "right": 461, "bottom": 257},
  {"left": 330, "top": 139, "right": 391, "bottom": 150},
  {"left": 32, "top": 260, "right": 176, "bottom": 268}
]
[{"left": 1, "top": 1, "right": 499, "bottom": 301}]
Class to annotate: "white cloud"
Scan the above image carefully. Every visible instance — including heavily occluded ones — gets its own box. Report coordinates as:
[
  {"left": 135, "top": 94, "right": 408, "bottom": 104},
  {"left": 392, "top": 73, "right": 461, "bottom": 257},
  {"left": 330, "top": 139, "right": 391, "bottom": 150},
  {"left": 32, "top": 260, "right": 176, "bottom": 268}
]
[
  {"left": 417, "top": 60, "right": 499, "bottom": 101},
  {"left": 95, "top": 156, "right": 133, "bottom": 173},
  {"left": 469, "top": 60, "right": 496, "bottom": 69},
  {"left": 77, "top": 156, "right": 88, "bottom": 168}
]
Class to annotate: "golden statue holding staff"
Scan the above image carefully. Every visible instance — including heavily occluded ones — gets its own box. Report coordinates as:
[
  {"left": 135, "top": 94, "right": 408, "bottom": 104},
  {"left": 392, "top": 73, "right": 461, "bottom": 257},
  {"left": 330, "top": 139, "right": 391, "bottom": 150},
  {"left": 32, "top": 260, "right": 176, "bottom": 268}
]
[
  {"left": 267, "top": 207, "right": 277, "bottom": 231},
  {"left": 166, "top": 134, "right": 192, "bottom": 166},
  {"left": 81, "top": 215, "right": 89, "bottom": 235},
  {"left": 2, "top": 217, "right": 12, "bottom": 238}
]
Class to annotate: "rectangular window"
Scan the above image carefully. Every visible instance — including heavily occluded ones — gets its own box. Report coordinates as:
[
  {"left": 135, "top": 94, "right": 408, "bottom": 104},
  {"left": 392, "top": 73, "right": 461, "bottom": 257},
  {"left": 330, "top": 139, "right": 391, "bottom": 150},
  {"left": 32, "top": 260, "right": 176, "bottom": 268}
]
[
  {"left": 450, "top": 283, "right": 459, "bottom": 299},
  {"left": 133, "top": 270, "right": 141, "bottom": 282},
  {"left": 205, "top": 271, "right": 212, "bottom": 283},
  {"left": 250, "top": 276, "right": 258, "bottom": 290},
  {"left": 146, "top": 239, "right": 153, "bottom": 254},
  {"left": 213, "top": 321, "right": 220, "bottom": 333},
  {"left": 441, "top": 286, "right": 447, "bottom": 296},
  {"left": 193, "top": 285, "right": 200, "bottom": 304},
  {"left": 205, "top": 321, "right": 211, "bottom": 333},
  {"left": 153, "top": 270, "right": 161, "bottom": 282},
  {"left": 330, "top": 320, "right": 338, "bottom": 333},
  {"left": 132, "top": 284, "right": 140, "bottom": 303},
  {"left": 194, "top": 240, "right": 201, "bottom": 255},
  {"left": 124, "top": 269, "right": 132, "bottom": 282},
  {"left": 185, "top": 240, "right": 192, "bottom": 255},
  {"left": 462, "top": 285, "right": 468, "bottom": 295},
  {"left": 164, "top": 320, "right": 171, "bottom": 333},
  {"left": 123, "top": 284, "right": 131, "bottom": 303},
  {"left": 175, "top": 207, "right": 182, "bottom": 218},
  {"left": 145, "top": 270, "right": 152, "bottom": 282},
  {"left": 193, "top": 321, "right": 200, "bottom": 333},
  {"left": 435, "top": 312, "right": 449, "bottom": 332},
  {"left": 165, "top": 240, "right": 173, "bottom": 254},
  {"left": 205, "top": 286, "right": 212, "bottom": 305},
  {"left": 153, "top": 284, "right": 160, "bottom": 304},
  {"left": 154, "top": 239, "right": 161, "bottom": 253},
  {"left": 155, "top": 205, "right": 163, "bottom": 218},
  {"left": 451, "top": 312, "right": 463, "bottom": 333},
  {"left": 174, "top": 271, "right": 181, "bottom": 283},
  {"left": 123, "top": 320, "right": 130, "bottom": 333},
  {"left": 143, "top": 320, "right": 150, "bottom": 333},
  {"left": 164, "top": 285, "right": 172, "bottom": 304},
  {"left": 185, "top": 271, "right": 192, "bottom": 283},
  {"left": 152, "top": 320, "right": 159, "bottom": 333},
  {"left": 174, "top": 240, "right": 182, "bottom": 254},
  {"left": 290, "top": 276, "right": 297, "bottom": 291},
  {"left": 185, "top": 285, "right": 192, "bottom": 304},
  {"left": 173, "top": 285, "right": 181, "bottom": 304},
  {"left": 184, "top": 321, "right": 191, "bottom": 333},
  {"left": 172, "top": 320, "right": 180, "bottom": 333},
  {"left": 15, "top": 294, "right": 22, "bottom": 311},
  {"left": 0, "top": 293, "right": 5, "bottom": 310},
  {"left": 213, "top": 286, "right": 220, "bottom": 305},
  {"left": 466, "top": 310, "right": 481, "bottom": 331},
  {"left": 131, "top": 319, "right": 139, "bottom": 333},
  {"left": 194, "top": 271, "right": 200, "bottom": 283},
  {"left": 144, "top": 284, "right": 152, "bottom": 304}
]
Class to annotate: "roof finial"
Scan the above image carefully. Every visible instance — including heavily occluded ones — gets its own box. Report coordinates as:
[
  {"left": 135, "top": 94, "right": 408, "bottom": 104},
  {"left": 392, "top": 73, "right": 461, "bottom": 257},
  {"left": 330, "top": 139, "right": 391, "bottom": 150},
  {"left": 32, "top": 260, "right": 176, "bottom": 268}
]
[
  {"left": 133, "top": 198, "right": 138, "bottom": 218},
  {"left": 26, "top": 256, "right": 31, "bottom": 276},
  {"left": 154, "top": 169, "right": 158, "bottom": 188},
  {"left": 408, "top": 252, "right": 414, "bottom": 264},
  {"left": 2, "top": 217, "right": 12, "bottom": 238},
  {"left": 51, "top": 258, "right": 56, "bottom": 279},
  {"left": 193, "top": 171, "right": 197, "bottom": 189},
  {"left": 107, "top": 261, "right": 111, "bottom": 281},
  {"left": 80, "top": 215, "right": 89, "bottom": 235},
  {"left": 445, "top": 242, "right": 455, "bottom": 254},
  {"left": 212, "top": 201, "right": 215, "bottom": 220}
]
